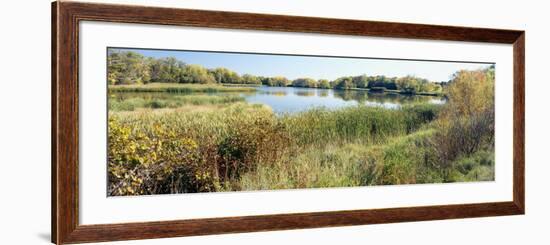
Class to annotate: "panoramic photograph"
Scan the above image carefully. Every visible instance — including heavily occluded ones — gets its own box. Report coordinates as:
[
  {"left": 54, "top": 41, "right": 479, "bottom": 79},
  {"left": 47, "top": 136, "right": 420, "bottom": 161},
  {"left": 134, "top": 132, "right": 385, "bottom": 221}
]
[{"left": 107, "top": 47, "right": 495, "bottom": 196}]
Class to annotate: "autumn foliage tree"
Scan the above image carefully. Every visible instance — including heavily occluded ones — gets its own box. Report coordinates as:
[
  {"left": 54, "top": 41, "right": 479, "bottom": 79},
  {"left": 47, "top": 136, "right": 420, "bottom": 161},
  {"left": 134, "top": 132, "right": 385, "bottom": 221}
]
[
  {"left": 108, "top": 50, "right": 444, "bottom": 94},
  {"left": 431, "top": 66, "right": 495, "bottom": 175},
  {"left": 108, "top": 50, "right": 151, "bottom": 85}
]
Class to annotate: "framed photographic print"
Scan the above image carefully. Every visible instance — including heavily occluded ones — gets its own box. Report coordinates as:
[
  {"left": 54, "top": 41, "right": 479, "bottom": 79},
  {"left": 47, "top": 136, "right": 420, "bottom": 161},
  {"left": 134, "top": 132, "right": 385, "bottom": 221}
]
[{"left": 52, "top": 1, "right": 525, "bottom": 244}]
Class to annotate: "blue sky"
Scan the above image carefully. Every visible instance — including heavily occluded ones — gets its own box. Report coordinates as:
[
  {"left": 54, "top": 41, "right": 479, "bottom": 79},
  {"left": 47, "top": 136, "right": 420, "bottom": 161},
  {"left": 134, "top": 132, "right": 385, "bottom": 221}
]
[{"left": 110, "top": 47, "right": 492, "bottom": 82}]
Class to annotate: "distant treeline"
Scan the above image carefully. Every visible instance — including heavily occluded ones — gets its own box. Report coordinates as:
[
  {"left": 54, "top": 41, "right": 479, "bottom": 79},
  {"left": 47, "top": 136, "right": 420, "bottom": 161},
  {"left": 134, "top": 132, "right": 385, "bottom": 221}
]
[{"left": 108, "top": 50, "right": 449, "bottom": 93}]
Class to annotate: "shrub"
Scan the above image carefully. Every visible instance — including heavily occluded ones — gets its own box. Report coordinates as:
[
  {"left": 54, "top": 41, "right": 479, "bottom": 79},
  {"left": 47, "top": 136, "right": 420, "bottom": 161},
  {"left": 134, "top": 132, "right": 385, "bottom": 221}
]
[
  {"left": 217, "top": 109, "right": 293, "bottom": 184},
  {"left": 107, "top": 116, "right": 217, "bottom": 195},
  {"left": 108, "top": 103, "right": 294, "bottom": 195},
  {"left": 402, "top": 103, "right": 442, "bottom": 133},
  {"left": 430, "top": 67, "right": 495, "bottom": 177},
  {"left": 431, "top": 107, "right": 494, "bottom": 170}
]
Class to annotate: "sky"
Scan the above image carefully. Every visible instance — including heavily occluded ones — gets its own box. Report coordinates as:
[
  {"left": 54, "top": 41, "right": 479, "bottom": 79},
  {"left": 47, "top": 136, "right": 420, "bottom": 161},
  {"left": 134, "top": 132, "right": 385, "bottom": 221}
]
[{"left": 110, "top": 47, "right": 493, "bottom": 82}]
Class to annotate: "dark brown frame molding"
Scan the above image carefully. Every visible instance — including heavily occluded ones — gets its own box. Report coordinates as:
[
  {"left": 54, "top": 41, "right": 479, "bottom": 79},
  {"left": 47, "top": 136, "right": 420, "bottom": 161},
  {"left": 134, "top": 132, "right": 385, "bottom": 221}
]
[{"left": 52, "top": 1, "right": 525, "bottom": 244}]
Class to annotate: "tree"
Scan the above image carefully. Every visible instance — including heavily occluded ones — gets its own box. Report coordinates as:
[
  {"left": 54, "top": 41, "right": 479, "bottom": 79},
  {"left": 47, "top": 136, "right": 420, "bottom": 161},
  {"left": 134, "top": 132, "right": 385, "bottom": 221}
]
[
  {"left": 318, "top": 79, "right": 331, "bottom": 89},
  {"left": 241, "top": 74, "right": 261, "bottom": 85},
  {"left": 444, "top": 68, "right": 494, "bottom": 117},
  {"left": 332, "top": 76, "right": 355, "bottom": 89},
  {"left": 210, "top": 67, "right": 241, "bottom": 84},
  {"left": 292, "top": 78, "right": 318, "bottom": 88},
  {"left": 352, "top": 75, "right": 369, "bottom": 88},
  {"left": 107, "top": 49, "right": 447, "bottom": 94},
  {"left": 419, "top": 82, "right": 442, "bottom": 93},
  {"left": 149, "top": 57, "right": 186, "bottom": 83},
  {"left": 396, "top": 75, "right": 418, "bottom": 93},
  {"left": 396, "top": 75, "right": 440, "bottom": 94},
  {"left": 366, "top": 75, "right": 397, "bottom": 90},
  {"left": 264, "top": 76, "right": 290, "bottom": 87},
  {"left": 180, "top": 64, "right": 216, "bottom": 84},
  {"left": 107, "top": 50, "right": 151, "bottom": 85}
]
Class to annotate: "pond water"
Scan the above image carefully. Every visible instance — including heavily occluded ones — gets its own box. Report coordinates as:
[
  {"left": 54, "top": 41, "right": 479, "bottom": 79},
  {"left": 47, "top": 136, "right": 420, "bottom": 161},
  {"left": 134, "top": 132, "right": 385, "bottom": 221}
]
[
  {"left": 238, "top": 86, "right": 445, "bottom": 114},
  {"left": 110, "top": 86, "right": 445, "bottom": 114}
]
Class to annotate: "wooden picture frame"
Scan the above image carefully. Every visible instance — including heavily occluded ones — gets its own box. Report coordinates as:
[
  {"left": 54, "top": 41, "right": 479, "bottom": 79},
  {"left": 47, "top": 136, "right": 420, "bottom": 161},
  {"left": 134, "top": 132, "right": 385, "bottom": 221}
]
[{"left": 52, "top": 1, "right": 525, "bottom": 244}]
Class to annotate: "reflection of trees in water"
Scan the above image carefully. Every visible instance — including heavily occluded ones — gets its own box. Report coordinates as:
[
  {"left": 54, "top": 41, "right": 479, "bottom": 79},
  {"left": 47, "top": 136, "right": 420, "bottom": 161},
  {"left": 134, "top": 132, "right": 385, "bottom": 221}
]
[
  {"left": 294, "top": 90, "right": 316, "bottom": 97},
  {"left": 112, "top": 89, "right": 444, "bottom": 106},
  {"left": 333, "top": 90, "right": 369, "bottom": 102},
  {"left": 332, "top": 90, "right": 436, "bottom": 104},
  {"left": 317, "top": 90, "right": 329, "bottom": 97},
  {"left": 367, "top": 92, "right": 433, "bottom": 104}
]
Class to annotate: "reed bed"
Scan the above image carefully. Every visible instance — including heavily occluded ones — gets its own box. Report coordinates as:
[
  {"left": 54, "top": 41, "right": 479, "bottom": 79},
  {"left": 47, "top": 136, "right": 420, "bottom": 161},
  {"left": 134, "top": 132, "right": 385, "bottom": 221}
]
[
  {"left": 109, "top": 93, "right": 246, "bottom": 111},
  {"left": 108, "top": 102, "right": 493, "bottom": 196}
]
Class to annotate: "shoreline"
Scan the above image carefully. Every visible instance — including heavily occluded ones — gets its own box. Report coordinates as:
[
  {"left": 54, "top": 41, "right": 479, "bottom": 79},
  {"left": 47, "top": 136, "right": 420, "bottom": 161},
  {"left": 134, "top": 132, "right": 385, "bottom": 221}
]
[{"left": 109, "top": 83, "right": 444, "bottom": 97}]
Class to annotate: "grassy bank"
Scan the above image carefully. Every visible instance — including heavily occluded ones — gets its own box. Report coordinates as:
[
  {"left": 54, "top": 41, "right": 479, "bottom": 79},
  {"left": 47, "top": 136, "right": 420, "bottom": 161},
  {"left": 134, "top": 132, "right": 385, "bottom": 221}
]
[
  {"left": 239, "top": 121, "right": 494, "bottom": 191},
  {"left": 109, "top": 82, "right": 444, "bottom": 97},
  {"left": 109, "top": 93, "right": 245, "bottom": 111},
  {"left": 108, "top": 83, "right": 256, "bottom": 93},
  {"left": 107, "top": 101, "right": 493, "bottom": 196}
]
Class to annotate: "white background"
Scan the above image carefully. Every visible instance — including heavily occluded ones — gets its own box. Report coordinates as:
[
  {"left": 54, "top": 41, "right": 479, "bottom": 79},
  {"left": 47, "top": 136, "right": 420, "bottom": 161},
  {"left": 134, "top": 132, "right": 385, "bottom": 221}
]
[
  {"left": 0, "top": 0, "right": 547, "bottom": 244},
  {"left": 80, "top": 21, "right": 513, "bottom": 225}
]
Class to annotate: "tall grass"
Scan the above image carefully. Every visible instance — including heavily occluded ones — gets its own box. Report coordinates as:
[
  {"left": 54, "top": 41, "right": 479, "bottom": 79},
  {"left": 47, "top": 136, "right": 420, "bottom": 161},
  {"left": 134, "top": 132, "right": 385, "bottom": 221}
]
[
  {"left": 281, "top": 103, "right": 441, "bottom": 145},
  {"left": 109, "top": 93, "right": 245, "bottom": 111},
  {"left": 239, "top": 128, "right": 441, "bottom": 190},
  {"left": 108, "top": 102, "right": 446, "bottom": 195}
]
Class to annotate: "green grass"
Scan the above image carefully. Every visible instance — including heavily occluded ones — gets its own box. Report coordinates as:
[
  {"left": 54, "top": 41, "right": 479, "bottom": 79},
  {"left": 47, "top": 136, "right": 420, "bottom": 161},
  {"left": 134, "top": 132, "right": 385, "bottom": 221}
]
[
  {"left": 281, "top": 103, "right": 441, "bottom": 145},
  {"left": 448, "top": 149, "right": 495, "bottom": 182},
  {"left": 108, "top": 101, "right": 494, "bottom": 196},
  {"left": 238, "top": 128, "right": 440, "bottom": 190},
  {"left": 238, "top": 124, "right": 493, "bottom": 191},
  {"left": 109, "top": 92, "right": 246, "bottom": 111},
  {"left": 108, "top": 83, "right": 256, "bottom": 93},
  {"left": 239, "top": 143, "right": 367, "bottom": 190}
]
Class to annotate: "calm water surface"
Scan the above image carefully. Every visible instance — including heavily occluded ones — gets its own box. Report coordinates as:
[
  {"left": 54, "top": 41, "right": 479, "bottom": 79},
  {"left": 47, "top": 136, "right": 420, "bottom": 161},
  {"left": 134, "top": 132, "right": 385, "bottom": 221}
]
[
  {"left": 239, "top": 86, "right": 444, "bottom": 114},
  {"left": 112, "top": 86, "right": 445, "bottom": 114}
]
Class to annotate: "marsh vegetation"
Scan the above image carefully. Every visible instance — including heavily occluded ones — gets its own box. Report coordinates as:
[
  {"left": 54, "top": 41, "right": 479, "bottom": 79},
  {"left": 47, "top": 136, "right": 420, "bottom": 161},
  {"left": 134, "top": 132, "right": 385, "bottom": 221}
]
[{"left": 107, "top": 50, "right": 495, "bottom": 196}]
